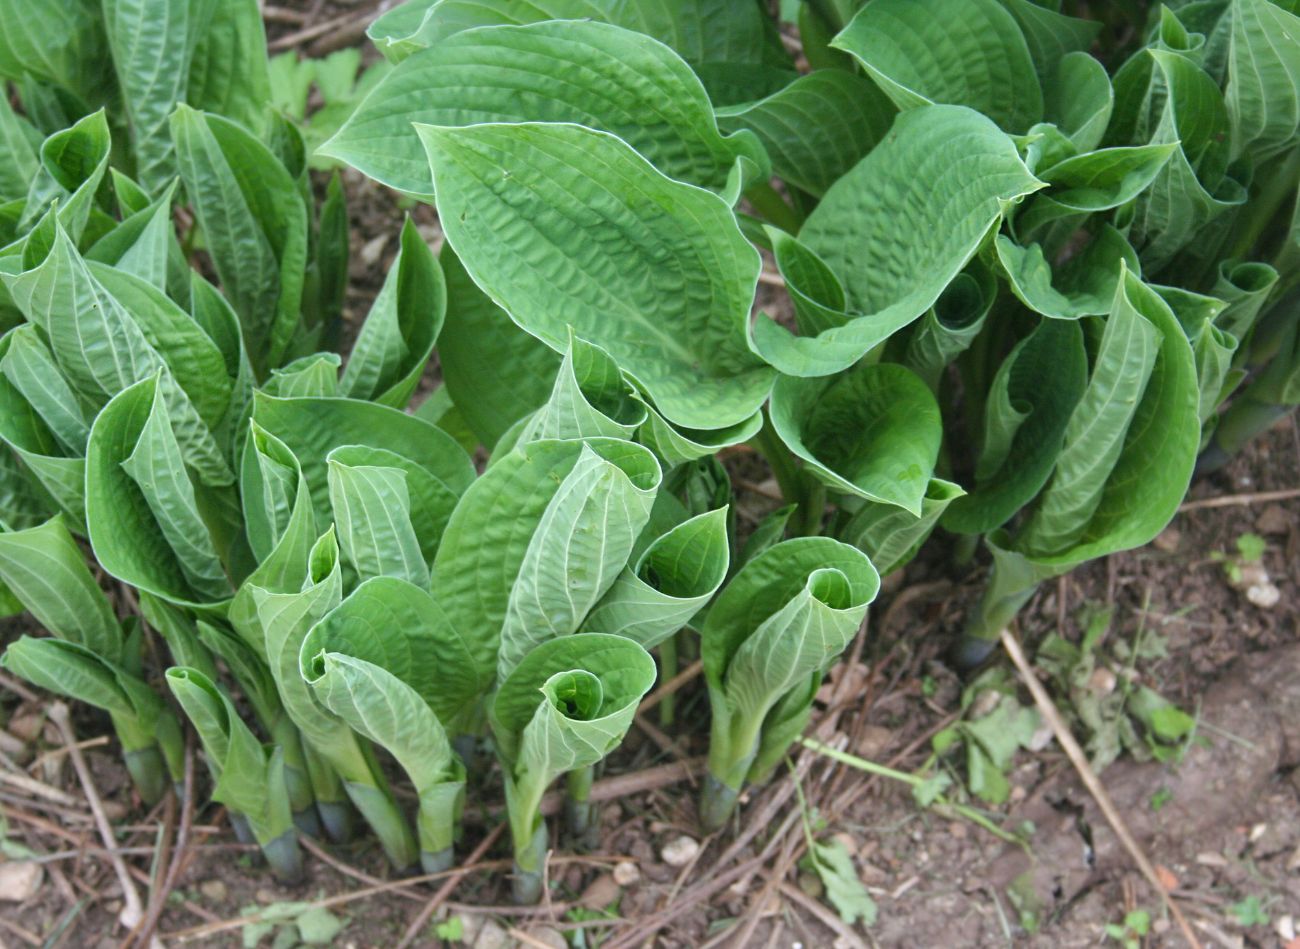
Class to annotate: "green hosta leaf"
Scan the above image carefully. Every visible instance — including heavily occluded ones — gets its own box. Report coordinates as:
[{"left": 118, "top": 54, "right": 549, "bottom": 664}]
[
  {"left": 102, "top": 0, "right": 209, "bottom": 194},
  {"left": 494, "top": 333, "right": 646, "bottom": 459},
  {"left": 327, "top": 450, "right": 428, "bottom": 587},
  {"left": 996, "top": 0, "right": 1101, "bottom": 91},
  {"left": 139, "top": 594, "right": 219, "bottom": 682},
  {"left": 636, "top": 407, "right": 763, "bottom": 470},
  {"left": 944, "top": 319, "right": 1089, "bottom": 535},
  {"left": 325, "top": 19, "right": 764, "bottom": 200},
  {"left": 1191, "top": 319, "right": 1238, "bottom": 430},
  {"left": 771, "top": 363, "right": 942, "bottom": 515},
  {"left": 418, "top": 120, "right": 772, "bottom": 429},
  {"left": 431, "top": 438, "right": 660, "bottom": 692},
  {"left": 494, "top": 442, "right": 660, "bottom": 681},
  {"left": 840, "top": 478, "right": 965, "bottom": 577},
  {"left": 241, "top": 423, "right": 305, "bottom": 566},
  {"left": 0, "top": 516, "right": 120, "bottom": 661},
  {"left": 340, "top": 218, "right": 443, "bottom": 408},
  {"left": 265, "top": 353, "right": 341, "bottom": 399},
  {"left": 1019, "top": 267, "right": 1163, "bottom": 557},
  {"left": 0, "top": 366, "right": 85, "bottom": 527},
  {"left": 810, "top": 837, "right": 877, "bottom": 927},
  {"left": 834, "top": 0, "right": 1042, "bottom": 133},
  {"left": 366, "top": 0, "right": 603, "bottom": 63},
  {"left": 490, "top": 632, "right": 655, "bottom": 870},
  {"left": 995, "top": 225, "right": 1141, "bottom": 320},
  {"left": 4, "top": 224, "right": 233, "bottom": 485},
  {"left": 758, "top": 105, "right": 1042, "bottom": 376},
  {"left": 1225, "top": 0, "right": 1300, "bottom": 160},
  {"left": 171, "top": 105, "right": 307, "bottom": 376},
  {"left": 0, "top": 95, "right": 42, "bottom": 203},
  {"left": 1212, "top": 259, "right": 1278, "bottom": 342},
  {"left": 85, "top": 185, "right": 181, "bottom": 292},
  {"left": 1047, "top": 52, "right": 1114, "bottom": 152},
  {"left": 186, "top": 0, "right": 271, "bottom": 134},
  {"left": 18, "top": 110, "right": 112, "bottom": 248},
  {"left": 167, "top": 667, "right": 296, "bottom": 850},
  {"left": 898, "top": 263, "right": 998, "bottom": 391},
  {"left": 1039, "top": 143, "right": 1178, "bottom": 211},
  {"left": 716, "top": 70, "right": 896, "bottom": 198},
  {"left": 702, "top": 538, "right": 878, "bottom": 793},
  {"left": 1129, "top": 50, "right": 1246, "bottom": 272},
  {"left": 0, "top": 0, "right": 110, "bottom": 109},
  {"left": 0, "top": 324, "right": 89, "bottom": 455},
  {"left": 436, "top": 244, "right": 558, "bottom": 449},
  {"left": 303, "top": 576, "right": 483, "bottom": 727},
  {"left": 314, "top": 173, "right": 348, "bottom": 350},
  {"left": 249, "top": 392, "right": 474, "bottom": 536},
  {"left": 86, "top": 375, "right": 232, "bottom": 606},
  {"left": 580, "top": 507, "right": 730, "bottom": 648}
]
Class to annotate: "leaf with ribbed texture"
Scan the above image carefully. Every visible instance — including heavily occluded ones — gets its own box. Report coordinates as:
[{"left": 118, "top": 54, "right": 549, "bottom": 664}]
[
  {"left": 250, "top": 392, "right": 474, "bottom": 534},
  {"left": 327, "top": 451, "right": 428, "bottom": 587},
  {"left": 419, "top": 121, "right": 772, "bottom": 429},
  {"left": 186, "top": 0, "right": 270, "bottom": 134},
  {"left": 771, "top": 363, "right": 942, "bottom": 515},
  {"left": 636, "top": 407, "right": 763, "bottom": 469},
  {"left": 701, "top": 538, "right": 877, "bottom": 796},
  {"left": 898, "top": 263, "right": 998, "bottom": 391},
  {"left": 1018, "top": 270, "right": 1162, "bottom": 556},
  {"left": 757, "top": 105, "right": 1042, "bottom": 377},
  {"left": 834, "top": 0, "right": 1042, "bottom": 133},
  {"left": 994, "top": 226, "right": 1141, "bottom": 320},
  {"left": 580, "top": 507, "right": 729, "bottom": 647},
  {"left": 840, "top": 479, "right": 964, "bottom": 577},
  {"left": 996, "top": 0, "right": 1101, "bottom": 90},
  {"left": 303, "top": 577, "right": 483, "bottom": 726},
  {"left": 102, "top": 0, "right": 210, "bottom": 193},
  {"left": 1225, "top": 0, "right": 1300, "bottom": 160},
  {"left": 325, "top": 19, "right": 764, "bottom": 200},
  {"left": 0, "top": 516, "right": 120, "bottom": 660},
  {"left": 493, "top": 442, "right": 659, "bottom": 682},
  {"left": 86, "top": 375, "right": 231, "bottom": 606},
  {"left": 432, "top": 438, "right": 660, "bottom": 692},
  {"left": 436, "top": 245, "right": 558, "bottom": 450},
  {"left": 943, "top": 319, "right": 1088, "bottom": 534},
  {"left": 265, "top": 354, "right": 341, "bottom": 399},
  {"left": 716, "top": 70, "right": 896, "bottom": 198},
  {"left": 0, "top": 0, "right": 110, "bottom": 109},
  {"left": 4, "top": 225, "right": 233, "bottom": 486},
  {"left": 340, "top": 219, "right": 442, "bottom": 408},
  {"left": 171, "top": 105, "right": 307, "bottom": 376},
  {"left": 85, "top": 186, "right": 178, "bottom": 292},
  {"left": 1129, "top": 50, "right": 1246, "bottom": 272},
  {"left": 1047, "top": 52, "right": 1113, "bottom": 151},
  {"left": 0, "top": 324, "right": 90, "bottom": 455},
  {"left": 0, "top": 95, "right": 41, "bottom": 203},
  {"left": 1212, "top": 259, "right": 1278, "bottom": 342},
  {"left": 1039, "top": 143, "right": 1178, "bottom": 211},
  {"left": 18, "top": 110, "right": 112, "bottom": 248},
  {"left": 367, "top": 0, "right": 603, "bottom": 63}
]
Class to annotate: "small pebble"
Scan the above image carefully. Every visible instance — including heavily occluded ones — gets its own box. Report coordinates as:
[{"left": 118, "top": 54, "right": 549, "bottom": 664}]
[
  {"left": 1247, "top": 581, "right": 1281, "bottom": 609},
  {"left": 473, "top": 919, "right": 509, "bottom": 949},
  {"left": 612, "top": 860, "right": 640, "bottom": 886},
  {"left": 524, "top": 926, "right": 567, "bottom": 949},
  {"left": 1278, "top": 915, "right": 1296, "bottom": 942},
  {"left": 199, "top": 879, "right": 227, "bottom": 902},
  {"left": 660, "top": 835, "right": 700, "bottom": 867},
  {"left": 0, "top": 861, "right": 42, "bottom": 902},
  {"left": 579, "top": 874, "right": 620, "bottom": 910}
]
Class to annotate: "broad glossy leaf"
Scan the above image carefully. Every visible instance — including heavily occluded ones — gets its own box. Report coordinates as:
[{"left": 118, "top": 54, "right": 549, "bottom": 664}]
[
  {"left": 436, "top": 244, "right": 558, "bottom": 449},
  {"left": 759, "top": 105, "right": 1042, "bottom": 376},
  {"left": 996, "top": 0, "right": 1101, "bottom": 90},
  {"left": 86, "top": 375, "right": 231, "bottom": 606},
  {"left": 325, "top": 19, "right": 764, "bottom": 200},
  {"left": 265, "top": 353, "right": 341, "bottom": 399},
  {"left": 1039, "top": 143, "right": 1178, "bottom": 211},
  {"left": 85, "top": 185, "right": 179, "bottom": 292},
  {"left": 18, "top": 110, "right": 112, "bottom": 248},
  {"left": 0, "top": 0, "right": 110, "bottom": 109},
  {"left": 771, "top": 363, "right": 941, "bottom": 514},
  {"left": 0, "top": 379, "right": 85, "bottom": 527},
  {"left": 995, "top": 225, "right": 1140, "bottom": 320},
  {"left": 716, "top": 70, "right": 896, "bottom": 197},
  {"left": 367, "top": 0, "right": 604, "bottom": 63},
  {"left": 432, "top": 437, "right": 660, "bottom": 690},
  {"left": 1047, "top": 52, "right": 1114, "bottom": 151},
  {"left": 171, "top": 105, "right": 307, "bottom": 375},
  {"left": 0, "top": 324, "right": 90, "bottom": 455},
  {"left": 418, "top": 121, "right": 772, "bottom": 429},
  {"left": 250, "top": 391, "right": 475, "bottom": 533},
  {"left": 840, "top": 479, "right": 965, "bottom": 577},
  {"left": 340, "top": 219, "right": 443, "bottom": 408},
  {"left": 580, "top": 507, "right": 729, "bottom": 647},
  {"left": 636, "top": 405, "right": 763, "bottom": 469},
  {"left": 0, "top": 95, "right": 41, "bottom": 203},
  {"left": 834, "top": 0, "right": 1042, "bottom": 132},
  {"left": 943, "top": 319, "right": 1088, "bottom": 534},
  {"left": 1225, "top": 0, "right": 1300, "bottom": 160},
  {"left": 0, "top": 516, "right": 120, "bottom": 660},
  {"left": 1212, "top": 259, "right": 1278, "bottom": 341},
  {"left": 327, "top": 451, "right": 428, "bottom": 587},
  {"left": 899, "top": 263, "right": 998, "bottom": 391}
]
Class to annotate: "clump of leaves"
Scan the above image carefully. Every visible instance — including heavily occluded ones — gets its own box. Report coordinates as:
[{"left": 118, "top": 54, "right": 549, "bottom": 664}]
[{"left": 1104, "top": 908, "right": 1151, "bottom": 949}]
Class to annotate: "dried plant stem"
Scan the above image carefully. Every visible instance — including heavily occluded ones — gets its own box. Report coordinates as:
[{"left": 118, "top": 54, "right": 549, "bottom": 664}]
[{"left": 1178, "top": 486, "right": 1300, "bottom": 512}]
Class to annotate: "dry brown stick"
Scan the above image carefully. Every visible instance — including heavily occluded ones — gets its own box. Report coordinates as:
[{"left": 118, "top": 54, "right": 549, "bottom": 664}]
[
  {"left": 47, "top": 703, "right": 152, "bottom": 943},
  {"left": 0, "top": 914, "right": 42, "bottom": 947},
  {"left": 394, "top": 821, "right": 507, "bottom": 949},
  {"left": 121, "top": 789, "right": 176, "bottom": 949},
  {"left": 1178, "top": 486, "right": 1300, "bottom": 512},
  {"left": 0, "top": 767, "right": 84, "bottom": 807},
  {"left": 509, "top": 928, "right": 561, "bottom": 949},
  {"left": 263, "top": 4, "right": 307, "bottom": 24},
  {"left": 27, "top": 735, "right": 110, "bottom": 771},
  {"left": 130, "top": 737, "right": 196, "bottom": 948},
  {"left": 638, "top": 659, "right": 703, "bottom": 713},
  {"left": 542, "top": 757, "right": 703, "bottom": 816},
  {"left": 1000, "top": 628, "right": 1202, "bottom": 949},
  {"left": 0, "top": 669, "right": 39, "bottom": 702},
  {"left": 778, "top": 881, "right": 869, "bottom": 949},
  {"left": 297, "top": 834, "right": 425, "bottom": 901},
  {"left": 267, "top": 10, "right": 359, "bottom": 51}
]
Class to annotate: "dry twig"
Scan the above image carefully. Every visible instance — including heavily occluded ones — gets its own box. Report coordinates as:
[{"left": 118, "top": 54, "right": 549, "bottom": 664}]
[
  {"left": 395, "top": 822, "right": 507, "bottom": 949},
  {"left": 1178, "top": 486, "right": 1300, "bottom": 512}
]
